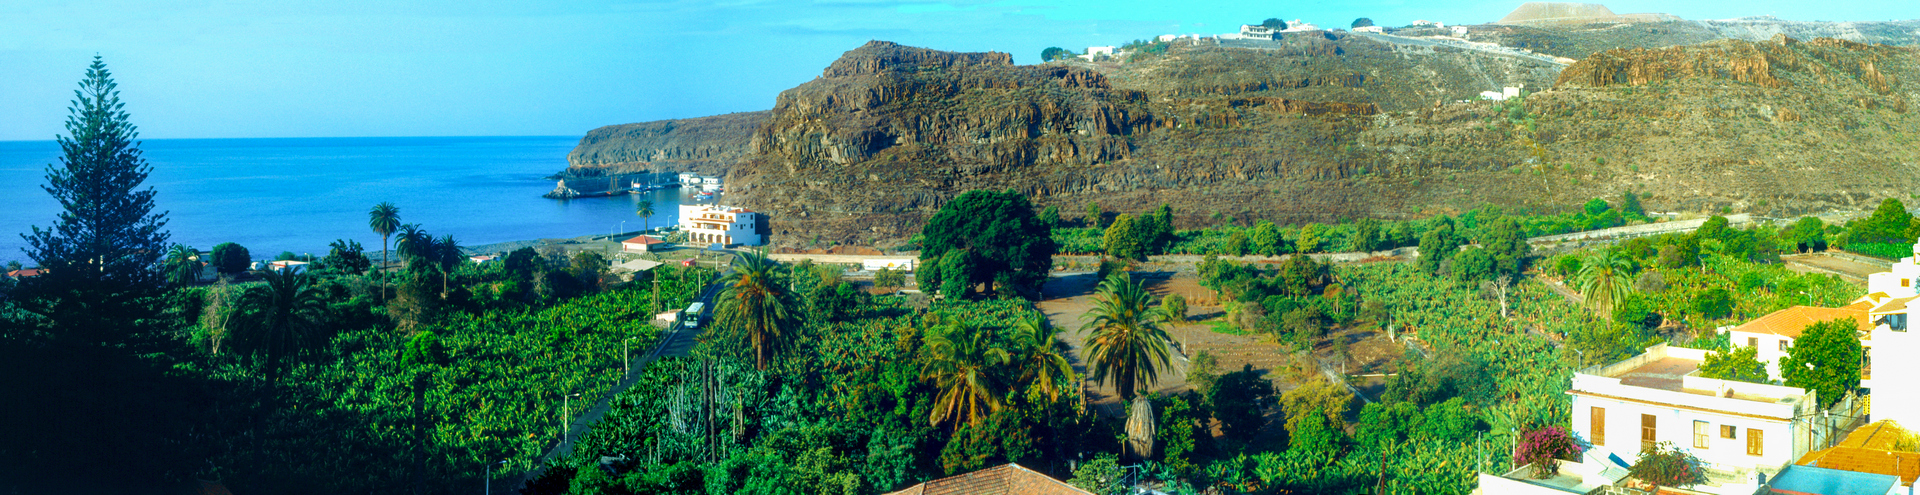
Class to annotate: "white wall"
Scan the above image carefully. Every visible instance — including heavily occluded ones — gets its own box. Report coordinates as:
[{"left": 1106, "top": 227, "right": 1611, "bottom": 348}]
[
  {"left": 1572, "top": 394, "right": 1797, "bottom": 474},
  {"left": 1728, "top": 329, "right": 1796, "bottom": 382}
]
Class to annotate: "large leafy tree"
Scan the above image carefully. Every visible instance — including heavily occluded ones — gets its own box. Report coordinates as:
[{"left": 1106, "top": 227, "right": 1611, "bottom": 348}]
[
  {"left": 917, "top": 190, "right": 1056, "bottom": 299},
  {"left": 1699, "top": 345, "right": 1770, "bottom": 383},
  {"left": 920, "top": 320, "right": 1011, "bottom": 427},
  {"left": 18, "top": 56, "right": 172, "bottom": 345},
  {"left": 1576, "top": 251, "right": 1635, "bottom": 316},
  {"left": 1781, "top": 318, "right": 1864, "bottom": 408},
  {"left": 1081, "top": 273, "right": 1172, "bottom": 401},
  {"left": 1629, "top": 442, "right": 1707, "bottom": 489},
  {"left": 712, "top": 250, "right": 797, "bottom": 370}
]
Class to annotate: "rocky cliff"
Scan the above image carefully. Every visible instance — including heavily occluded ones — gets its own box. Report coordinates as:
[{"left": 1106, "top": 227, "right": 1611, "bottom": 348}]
[
  {"left": 561, "top": 110, "right": 769, "bottom": 178},
  {"left": 568, "top": 34, "right": 1920, "bottom": 248}
]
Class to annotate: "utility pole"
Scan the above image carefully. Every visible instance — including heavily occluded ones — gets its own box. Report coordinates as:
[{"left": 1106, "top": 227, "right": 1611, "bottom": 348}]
[{"left": 624, "top": 337, "right": 636, "bottom": 374}]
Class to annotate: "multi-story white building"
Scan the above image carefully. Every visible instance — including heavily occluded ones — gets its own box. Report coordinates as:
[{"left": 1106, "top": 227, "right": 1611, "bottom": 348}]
[
  {"left": 677, "top": 204, "right": 763, "bottom": 246},
  {"left": 1854, "top": 243, "right": 1920, "bottom": 428},
  {"left": 1725, "top": 304, "right": 1875, "bottom": 382},
  {"left": 1570, "top": 344, "right": 1824, "bottom": 490}
]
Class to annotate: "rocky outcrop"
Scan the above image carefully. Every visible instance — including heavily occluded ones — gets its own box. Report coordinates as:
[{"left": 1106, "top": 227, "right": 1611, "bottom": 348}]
[
  {"left": 566, "top": 35, "right": 1920, "bottom": 248},
  {"left": 562, "top": 111, "right": 769, "bottom": 177}
]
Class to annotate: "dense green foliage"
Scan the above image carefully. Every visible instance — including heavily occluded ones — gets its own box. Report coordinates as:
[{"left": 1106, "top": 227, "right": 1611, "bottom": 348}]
[
  {"left": 1628, "top": 442, "right": 1706, "bottom": 488},
  {"left": 918, "top": 190, "right": 1056, "bottom": 299},
  {"left": 212, "top": 241, "right": 251, "bottom": 275},
  {"left": 1781, "top": 318, "right": 1864, "bottom": 409},
  {"left": 533, "top": 295, "right": 1098, "bottom": 494},
  {"left": 1698, "top": 346, "right": 1770, "bottom": 383},
  {"left": 1082, "top": 274, "right": 1174, "bottom": 401}
]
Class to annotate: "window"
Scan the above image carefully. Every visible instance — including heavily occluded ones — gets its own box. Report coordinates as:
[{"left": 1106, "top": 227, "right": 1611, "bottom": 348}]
[
  {"left": 1748, "top": 337, "right": 1759, "bottom": 348},
  {"left": 1721, "top": 425, "right": 1737, "bottom": 439},
  {"left": 1904, "top": 278, "right": 1911, "bottom": 287},
  {"left": 1748, "top": 428, "right": 1764, "bottom": 456},
  {"left": 1642, "top": 414, "right": 1658, "bottom": 451},
  {"left": 1694, "top": 421, "right": 1710, "bottom": 449},
  {"left": 1780, "top": 339, "right": 1790, "bottom": 351},
  {"left": 1591, "top": 407, "right": 1606, "bottom": 446}
]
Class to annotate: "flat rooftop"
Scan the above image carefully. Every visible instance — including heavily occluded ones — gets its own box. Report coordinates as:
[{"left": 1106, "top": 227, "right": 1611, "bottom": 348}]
[{"left": 1605, "top": 356, "right": 1789, "bottom": 403}]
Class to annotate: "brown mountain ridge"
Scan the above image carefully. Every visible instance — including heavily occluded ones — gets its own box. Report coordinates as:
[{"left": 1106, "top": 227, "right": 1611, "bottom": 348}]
[{"left": 566, "top": 33, "right": 1920, "bottom": 248}]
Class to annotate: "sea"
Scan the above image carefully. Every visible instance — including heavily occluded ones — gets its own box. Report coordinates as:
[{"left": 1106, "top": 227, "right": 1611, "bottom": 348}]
[{"left": 0, "top": 136, "right": 694, "bottom": 266}]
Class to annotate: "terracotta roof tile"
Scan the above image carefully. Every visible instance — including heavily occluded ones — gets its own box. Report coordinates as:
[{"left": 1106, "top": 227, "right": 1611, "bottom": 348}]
[
  {"left": 621, "top": 235, "right": 666, "bottom": 245},
  {"left": 1870, "top": 296, "right": 1920, "bottom": 315},
  {"left": 883, "top": 464, "right": 1092, "bottom": 495},
  {"left": 1731, "top": 305, "right": 1873, "bottom": 338},
  {"left": 1797, "top": 421, "right": 1920, "bottom": 485}
]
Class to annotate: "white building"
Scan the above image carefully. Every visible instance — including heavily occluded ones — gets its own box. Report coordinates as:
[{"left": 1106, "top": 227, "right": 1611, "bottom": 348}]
[
  {"left": 1570, "top": 344, "right": 1826, "bottom": 489},
  {"left": 1279, "top": 19, "right": 1319, "bottom": 32},
  {"left": 1411, "top": 19, "right": 1444, "bottom": 28},
  {"left": 1852, "top": 243, "right": 1920, "bottom": 428},
  {"left": 678, "top": 173, "right": 722, "bottom": 191},
  {"left": 1157, "top": 34, "right": 1178, "bottom": 42},
  {"left": 1725, "top": 304, "right": 1874, "bottom": 382},
  {"left": 677, "top": 204, "right": 764, "bottom": 246},
  {"left": 1452, "top": 26, "right": 1470, "bottom": 36},
  {"left": 1352, "top": 25, "right": 1385, "bottom": 33},
  {"left": 621, "top": 235, "right": 667, "bottom": 253}
]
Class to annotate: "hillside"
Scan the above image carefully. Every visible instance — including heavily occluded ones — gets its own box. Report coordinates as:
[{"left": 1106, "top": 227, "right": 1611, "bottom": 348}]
[{"left": 565, "top": 33, "right": 1920, "bottom": 248}]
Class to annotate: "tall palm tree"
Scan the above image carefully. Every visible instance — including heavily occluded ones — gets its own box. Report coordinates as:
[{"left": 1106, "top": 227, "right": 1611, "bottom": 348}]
[
  {"left": 635, "top": 199, "right": 655, "bottom": 233},
  {"left": 368, "top": 202, "right": 401, "bottom": 270},
  {"left": 163, "top": 244, "right": 200, "bottom": 286},
  {"left": 1081, "top": 273, "right": 1173, "bottom": 401},
  {"left": 1012, "top": 311, "right": 1075, "bottom": 404},
  {"left": 921, "top": 320, "right": 1011, "bottom": 427},
  {"left": 712, "top": 250, "right": 797, "bottom": 370},
  {"left": 1577, "top": 251, "right": 1636, "bottom": 316},
  {"left": 434, "top": 235, "right": 461, "bottom": 296},
  {"left": 242, "top": 268, "right": 327, "bottom": 382}
]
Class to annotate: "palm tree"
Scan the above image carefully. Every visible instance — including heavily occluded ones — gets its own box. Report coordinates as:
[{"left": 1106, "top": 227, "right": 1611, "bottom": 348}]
[
  {"left": 921, "top": 320, "right": 1011, "bottom": 427},
  {"left": 712, "top": 250, "right": 797, "bottom": 370},
  {"left": 1011, "top": 312, "right": 1075, "bottom": 404},
  {"left": 1577, "top": 251, "right": 1636, "bottom": 316},
  {"left": 394, "top": 223, "right": 429, "bottom": 268},
  {"left": 242, "top": 268, "right": 327, "bottom": 382},
  {"left": 434, "top": 234, "right": 461, "bottom": 296},
  {"left": 635, "top": 200, "right": 655, "bottom": 233},
  {"left": 368, "top": 202, "right": 401, "bottom": 270},
  {"left": 163, "top": 244, "right": 200, "bottom": 286},
  {"left": 1081, "top": 273, "right": 1173, "bottom": 401}
]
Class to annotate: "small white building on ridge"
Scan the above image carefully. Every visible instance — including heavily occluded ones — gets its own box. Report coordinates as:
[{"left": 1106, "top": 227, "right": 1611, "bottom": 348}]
[{"left": 677, "top": 204, "right": 764, "bottom": 247}]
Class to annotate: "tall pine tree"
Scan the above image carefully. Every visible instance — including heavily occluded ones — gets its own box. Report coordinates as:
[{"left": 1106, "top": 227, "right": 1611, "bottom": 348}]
[{"left": 19, "top": 56, "right": 171, "bottom": 346}]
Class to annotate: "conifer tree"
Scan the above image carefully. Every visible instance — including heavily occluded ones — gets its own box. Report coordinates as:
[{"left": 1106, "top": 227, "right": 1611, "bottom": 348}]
[{"left": 19, "top": 56, "right": 171, "bottom": 345}]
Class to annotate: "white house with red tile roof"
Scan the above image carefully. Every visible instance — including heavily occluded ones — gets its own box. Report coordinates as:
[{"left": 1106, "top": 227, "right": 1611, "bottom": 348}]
[
  {"left": 620, "top": 235, "right": 667, "bottom": 253},
  {"left": 1726, "top": 303, "right": 1874, "bottom": 382}
]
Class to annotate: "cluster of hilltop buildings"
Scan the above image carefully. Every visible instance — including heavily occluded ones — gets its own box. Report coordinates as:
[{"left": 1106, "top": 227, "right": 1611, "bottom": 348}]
[{"left": 1482, "top": 244, "right": 1920, "bottom": 494}]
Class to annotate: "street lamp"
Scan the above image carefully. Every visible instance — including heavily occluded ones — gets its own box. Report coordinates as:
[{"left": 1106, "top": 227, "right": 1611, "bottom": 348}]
[{"left": 485, "top": 459, "right": 505, "bottom": 494}]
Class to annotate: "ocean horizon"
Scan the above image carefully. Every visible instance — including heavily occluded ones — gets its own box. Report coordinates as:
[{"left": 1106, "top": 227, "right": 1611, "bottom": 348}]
[{"left": 0, "top": 136, "right": 692, "bottom": 266}]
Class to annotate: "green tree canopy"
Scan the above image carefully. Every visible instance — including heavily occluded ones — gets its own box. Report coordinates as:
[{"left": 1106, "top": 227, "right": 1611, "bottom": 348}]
[
  {"left": 714, "top": 251, "right": 798, "bottom": 370},
  {"left": 1780, "top": 318, "right": 1864, "bottom": 409},
  {"left": 1577, "top": 251, "right": 1635, "bottom": 316},
  {"left": 1416, "top": 218, "right": 1460, "bottom": 274},
  {"left": 1699, "top": 345, "right": 1769, "bottom": 383},
  {"left": 1041, "top": 47, "right": 1071, "bottom": 62},
  {"left": 917, "top": 190, "right": 1056, "bottom": 299},
  {"left": 211, "top": 242, "right": 250, "bottom": 275},
  {"left": 1104, "top": 214, "right": 1146, "bottom": 261},
  {"left": 1351, "top": 18, "right": 1374, "bottom": 28},
  {"left": 1261, "top": 18, "right": 1287, "bottom": 28},
  {"left": 1629, "top": 442, "right": 1707, "bottom": 488}
]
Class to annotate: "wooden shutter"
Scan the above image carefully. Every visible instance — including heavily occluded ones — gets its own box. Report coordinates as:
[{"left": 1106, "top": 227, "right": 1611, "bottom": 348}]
[
  {"left": 1591, "top": 407, "right": 1606, "bottom": 446},
  {"left": 1747, "top": 428, "right": 1764, "bottom": 456},
  {"left": 1642, "top": 414, "right": 1657, "bottom": 451},
  {"left": 1694, "top": 421, "right": 1709, "bottom": 449}
]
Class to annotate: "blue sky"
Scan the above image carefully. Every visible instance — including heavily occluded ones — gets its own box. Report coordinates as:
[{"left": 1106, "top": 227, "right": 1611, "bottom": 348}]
[{"left": 2, "top": 0, "right": 1912, "bottom": 140}]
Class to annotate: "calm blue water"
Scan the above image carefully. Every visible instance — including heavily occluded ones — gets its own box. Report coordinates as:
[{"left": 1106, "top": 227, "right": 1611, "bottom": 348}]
[{"left": 0, "top": 137, "right": 692, "bottom": 265}]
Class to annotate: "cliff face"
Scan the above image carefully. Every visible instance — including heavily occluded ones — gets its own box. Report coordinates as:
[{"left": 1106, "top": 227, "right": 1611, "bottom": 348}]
[
  {"left": 569, "top": 34, "right": 1920, "bottom": 248},
  {"left": 562, "top": 111, "right": 769, "bottom": 177}
]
